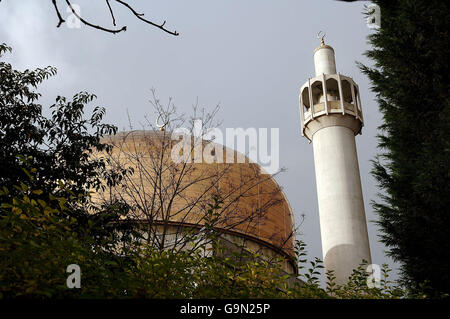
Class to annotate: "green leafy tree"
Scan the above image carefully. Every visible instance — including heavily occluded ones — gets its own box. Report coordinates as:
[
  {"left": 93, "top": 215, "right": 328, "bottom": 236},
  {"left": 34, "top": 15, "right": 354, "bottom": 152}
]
[
  {"left": 359, "top": 1, "right": 450, "bottom": 297},
  {"left": 0, "top": 43, "right": 135, "bottom": 241},
  {"left": 0, "top": 181, "right": 139, "bottom": 298}
]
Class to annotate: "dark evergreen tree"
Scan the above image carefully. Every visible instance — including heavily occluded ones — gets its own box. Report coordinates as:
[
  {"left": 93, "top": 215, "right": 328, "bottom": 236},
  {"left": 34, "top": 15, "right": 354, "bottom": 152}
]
[{"left": 359, "top": 0, "right": 450, "bottom": 296}]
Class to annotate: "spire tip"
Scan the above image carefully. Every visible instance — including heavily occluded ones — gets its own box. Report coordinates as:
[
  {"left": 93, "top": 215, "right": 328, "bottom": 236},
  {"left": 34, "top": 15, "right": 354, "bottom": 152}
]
[{"left": 317, "top": 31, "right": 326, "bottom": 45}]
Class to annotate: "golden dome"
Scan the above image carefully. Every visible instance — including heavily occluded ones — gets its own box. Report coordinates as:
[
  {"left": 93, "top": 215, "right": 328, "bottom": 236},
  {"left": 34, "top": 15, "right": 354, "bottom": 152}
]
[{"left": 95, "top": 130, "right": 295, "bottom": 260}]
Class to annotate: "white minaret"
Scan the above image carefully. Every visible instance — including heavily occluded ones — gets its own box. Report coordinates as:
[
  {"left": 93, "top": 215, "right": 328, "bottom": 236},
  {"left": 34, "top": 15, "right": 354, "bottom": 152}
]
[{"left": 299, "top": 36, "right": 371, "bottom": 285}]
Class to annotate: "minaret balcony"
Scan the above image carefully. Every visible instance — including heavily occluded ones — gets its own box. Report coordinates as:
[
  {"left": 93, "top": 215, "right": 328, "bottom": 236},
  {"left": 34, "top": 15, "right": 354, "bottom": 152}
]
[{"left": 299, "top": 73, "right": 363, "bottom": 139}]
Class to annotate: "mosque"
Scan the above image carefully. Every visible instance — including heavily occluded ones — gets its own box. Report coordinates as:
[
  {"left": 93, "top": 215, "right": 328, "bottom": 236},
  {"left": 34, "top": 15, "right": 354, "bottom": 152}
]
[{"left": 96, "top": 38, "right": 371, "bottom": 285}]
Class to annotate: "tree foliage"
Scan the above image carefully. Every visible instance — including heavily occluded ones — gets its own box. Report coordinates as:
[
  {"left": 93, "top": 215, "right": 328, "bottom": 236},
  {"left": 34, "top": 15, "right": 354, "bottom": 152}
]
[
  {"left": 0, "top": 43, "right": 135, "bottom": 241},
  {"left": 360, "top": 1, "right": 450, "bottom": 297},
  {"left": 0, "top": 180, "right": 411, "bottom": 299},
  {"left": 0, "top": 182, "right": 136, "bottom": 298}
]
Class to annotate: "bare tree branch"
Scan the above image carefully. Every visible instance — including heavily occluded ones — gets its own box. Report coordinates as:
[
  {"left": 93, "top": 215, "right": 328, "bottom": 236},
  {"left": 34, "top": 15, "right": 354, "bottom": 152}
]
[{"left": 46, "top": 0, "right": 179, "bottom": 36}]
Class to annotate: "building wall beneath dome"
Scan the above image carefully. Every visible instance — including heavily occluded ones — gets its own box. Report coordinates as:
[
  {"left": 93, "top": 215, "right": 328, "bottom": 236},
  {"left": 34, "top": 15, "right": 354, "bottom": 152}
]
[
  {"left": 135, "top": 223, "right": 297, "bottom": 275},
  {"left": 218, "top": 232, "right": 297, "bottom": 275}
]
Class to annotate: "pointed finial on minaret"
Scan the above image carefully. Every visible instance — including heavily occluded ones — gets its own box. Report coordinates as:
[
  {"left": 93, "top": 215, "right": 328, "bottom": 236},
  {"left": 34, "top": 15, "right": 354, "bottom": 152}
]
[{"left": 317, "top": 31, "right": 326, "bottom": 46}]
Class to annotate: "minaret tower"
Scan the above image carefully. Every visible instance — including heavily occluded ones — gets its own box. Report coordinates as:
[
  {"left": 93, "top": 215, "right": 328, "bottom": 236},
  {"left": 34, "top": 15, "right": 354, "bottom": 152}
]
[{"left": 299, "top": 35, "right": 371, "bottom": 284}]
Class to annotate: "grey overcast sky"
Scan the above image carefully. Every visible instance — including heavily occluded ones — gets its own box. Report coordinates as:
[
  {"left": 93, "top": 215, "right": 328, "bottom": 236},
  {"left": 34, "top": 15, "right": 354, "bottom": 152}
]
[{"left": 0, "top": 0, "right": 399, "bottom": 280}]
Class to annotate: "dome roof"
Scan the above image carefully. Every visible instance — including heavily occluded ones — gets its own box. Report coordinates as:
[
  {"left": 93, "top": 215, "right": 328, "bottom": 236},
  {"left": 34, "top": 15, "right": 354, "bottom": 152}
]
[{"left": 96, "top": 130, "right": 295, "bottom": 258}]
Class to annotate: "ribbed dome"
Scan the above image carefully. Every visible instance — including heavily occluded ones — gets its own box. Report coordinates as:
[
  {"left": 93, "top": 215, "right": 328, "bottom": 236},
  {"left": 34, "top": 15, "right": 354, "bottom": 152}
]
[{"left": 95, "top": 130, "right": 295, "bottom": 259}]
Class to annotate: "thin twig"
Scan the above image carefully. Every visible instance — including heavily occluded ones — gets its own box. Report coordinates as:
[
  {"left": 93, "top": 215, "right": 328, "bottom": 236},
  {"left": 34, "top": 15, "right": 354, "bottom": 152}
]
[
  {"left": 114, "top": 0, "right": 179, "bottom": 36},
  {"left": 105, "top": 0, "right": 116, "bottom": 26}
]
